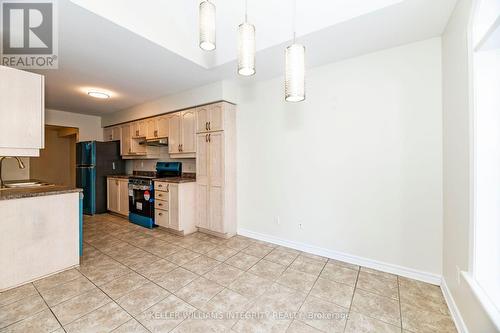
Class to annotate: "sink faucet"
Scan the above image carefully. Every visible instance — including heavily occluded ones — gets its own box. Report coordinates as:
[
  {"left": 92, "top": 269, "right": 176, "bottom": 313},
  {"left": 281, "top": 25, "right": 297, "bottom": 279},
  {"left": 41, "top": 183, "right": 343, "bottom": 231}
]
[{"left": 0, "top": 157, "right": 26, "bottom": 188}]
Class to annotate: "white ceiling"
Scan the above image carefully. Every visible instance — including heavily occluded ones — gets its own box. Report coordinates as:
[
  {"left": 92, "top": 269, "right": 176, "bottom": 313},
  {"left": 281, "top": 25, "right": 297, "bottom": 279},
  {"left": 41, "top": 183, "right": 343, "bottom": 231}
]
[{"left": 33, "top": 0, "right": 457, "bottom": 115}]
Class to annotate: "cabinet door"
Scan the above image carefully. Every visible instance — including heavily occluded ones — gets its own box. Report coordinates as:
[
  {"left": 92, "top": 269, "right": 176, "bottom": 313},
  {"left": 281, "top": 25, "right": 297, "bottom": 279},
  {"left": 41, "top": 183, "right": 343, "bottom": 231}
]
[
  {"left": 208, "top": 132, "right": 225, "bottom": 233},
  {"left": 118, "top": 180, "right": 129, "bottom": 216},
  {"left": 107, "top": 178, "right": 118, "bottom": 212},
  {"left": 103, "top": 128, "right": 113, "bottom": 141},
  {"left": 121, "top": 125, "right": 131, "bottom": 155},
  {"left": 157, "top": 116, "right": 169, "bottom": 138},
  {"left": 0, "top": 66, "right": 44, "bottom": 150},
  {"left": 168, "top": 113, "right": 181, "bottom": 154},
  {"left": 196, "top": 106, "right": 209, "bottom": 133},
  {"left": 196, "top": 134, "right": 210, "bottom": 229},
  {"left": 146, "top": 119, "right": 157, "bottom": 140},
  {"left": 196, "top": 184, "right": 209, "bottom": 229},
  {"left": 112, "top": 127, "right": 121, "bottom": 141},
  {"left": 168, "top": 184, "right": 180, "bottom": 231},
  {"left": 181, "top": 110, "right": 196, "bottom": 153},
  {"left": 132, "top": 121, "right": 146, "bottom": 138},
  {"left": 155, "top": 210, "right": 169, "bottom": 228},
  {"left": 208, "top": 103, "right": 224, "bottom": 132}
]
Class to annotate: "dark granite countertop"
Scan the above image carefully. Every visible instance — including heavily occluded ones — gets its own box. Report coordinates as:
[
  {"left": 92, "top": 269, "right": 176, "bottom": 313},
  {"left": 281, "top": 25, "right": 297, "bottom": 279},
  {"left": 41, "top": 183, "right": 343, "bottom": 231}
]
[
  {"left": 106, "top": 175, "right": 132, "bottom": 179},
  {"left": 0, "top": 184, "right": 82, "bottom": 201},
  {"left": 153, "top": 177, "right": 196, "bottom": 184}
]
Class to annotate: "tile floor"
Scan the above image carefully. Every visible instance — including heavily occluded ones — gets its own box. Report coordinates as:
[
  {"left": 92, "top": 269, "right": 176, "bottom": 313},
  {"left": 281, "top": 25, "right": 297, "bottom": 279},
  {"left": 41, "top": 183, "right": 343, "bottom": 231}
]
[{"left": 0, "top": 214, "right": 458, "bottom": 333}]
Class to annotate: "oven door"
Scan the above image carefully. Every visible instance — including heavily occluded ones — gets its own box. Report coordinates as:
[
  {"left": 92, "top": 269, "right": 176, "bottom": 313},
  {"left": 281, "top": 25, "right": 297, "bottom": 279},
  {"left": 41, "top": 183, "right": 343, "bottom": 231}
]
[{"left": 128, "top": 183, "right": 154, "bottom": 217}]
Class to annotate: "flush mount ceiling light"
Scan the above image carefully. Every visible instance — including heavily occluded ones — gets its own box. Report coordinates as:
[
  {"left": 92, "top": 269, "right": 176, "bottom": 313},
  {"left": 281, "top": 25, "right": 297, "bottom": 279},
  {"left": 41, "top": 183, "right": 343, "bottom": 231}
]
[
  {"left": 238, "top": 0, "right": 256, "bottom": 76},
  {"left": 87, "top": 91, "right": 110, "bottom": 99},
  {"left": 285, "top": 0, "right": 305, "bottom": 102},
  {"left": 199, "top": 0, "right": 216, "bottom": 51}
]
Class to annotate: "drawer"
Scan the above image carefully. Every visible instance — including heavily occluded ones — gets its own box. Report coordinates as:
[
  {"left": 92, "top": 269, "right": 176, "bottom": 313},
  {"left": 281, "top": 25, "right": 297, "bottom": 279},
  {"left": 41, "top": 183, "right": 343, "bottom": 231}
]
[
  {"left": 155, "top": 182, "right": 170, "bottom": 191},
  {"left": 155, "top": 209, "right": 169, "bottom": 228},
  {"left": 155, "top": 190, "right": 168, "bottom": 200},
  {"left": 155, "top": 199, "right": 168, "bottom": 210}
]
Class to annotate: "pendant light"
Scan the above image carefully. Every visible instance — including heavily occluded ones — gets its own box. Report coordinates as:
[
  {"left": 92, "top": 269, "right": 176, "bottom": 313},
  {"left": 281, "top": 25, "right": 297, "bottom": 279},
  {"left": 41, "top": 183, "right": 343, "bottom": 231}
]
[
  {"left": 285, "top": 0, "right": 305, "bottom": 102},
  {"left": 238, "top": 0, "right": 256, "bottom": 76},
  {"left": 199, "top": 0, "right": 216, "bottom": 51}
]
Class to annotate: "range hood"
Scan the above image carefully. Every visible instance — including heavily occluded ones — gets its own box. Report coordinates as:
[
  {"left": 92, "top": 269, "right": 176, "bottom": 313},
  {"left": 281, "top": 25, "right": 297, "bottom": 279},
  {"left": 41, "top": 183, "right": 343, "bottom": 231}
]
[{"left": 139, "top": 138, "right": 168, "bottom": 147}]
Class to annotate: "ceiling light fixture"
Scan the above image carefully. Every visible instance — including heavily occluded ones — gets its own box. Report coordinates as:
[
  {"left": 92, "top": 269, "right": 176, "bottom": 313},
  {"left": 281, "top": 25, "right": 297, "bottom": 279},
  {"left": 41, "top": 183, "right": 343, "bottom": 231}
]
[
  {"left": 285, "top": 0, "right": 305, "bottom": 102},
  {"left": 238, "top": 0, "right": 256, "bottom": 76},
  {"left": 199, "top": 0, "right": 216, "bottom": 51},
  {"left": 87, "top": 91, "right": 110, "bottom": 99}
]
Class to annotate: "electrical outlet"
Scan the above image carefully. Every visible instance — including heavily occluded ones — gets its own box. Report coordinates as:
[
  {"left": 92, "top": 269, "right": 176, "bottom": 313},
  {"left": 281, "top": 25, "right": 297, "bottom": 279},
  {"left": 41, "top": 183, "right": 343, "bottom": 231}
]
[
  {"left": 298, "top": 223, "right": 303, "bottom": 229},
  {"left": 456, "top": 266, "right": 461, "bottom": 285},
  {"left": 275, "top": 216, "right": 280, "bottom": 225}
]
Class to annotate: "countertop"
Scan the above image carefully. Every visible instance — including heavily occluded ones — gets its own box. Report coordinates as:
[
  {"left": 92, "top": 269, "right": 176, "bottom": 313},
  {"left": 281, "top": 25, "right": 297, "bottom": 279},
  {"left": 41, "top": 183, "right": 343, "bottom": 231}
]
[
  {"left": 0, "top": 183, "right": 82, "bottom": 201},
  {"left": 106, "top": 175, "right": 132, "bottom": 179},
  {"left": 153, "top": 177, "right": 196, "bottom": 183}
]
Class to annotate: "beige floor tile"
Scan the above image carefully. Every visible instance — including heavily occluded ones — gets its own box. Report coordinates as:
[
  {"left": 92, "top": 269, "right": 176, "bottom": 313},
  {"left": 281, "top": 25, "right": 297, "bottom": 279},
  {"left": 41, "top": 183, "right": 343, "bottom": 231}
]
[
  {"left": 105, "top": 243, "right": 147, "bottom": 261},
  {"left": 200, "top": 288, "right": 250, "bottom": 314},
  {"left": 351, "top": 289, "right": 401, "bottom": 326},
  {"left": 64, "top": 302, "right": 131, "bottom": 333},
  {"left": 182, "top": 255, "right": 220, "bottom": 275},
  {"left": 300, "top": 252, "right": 328, "bottom": 262},
  {"left": 242, "top": 244, "right": 274, "bottom": 258},
  {"left": 0, "top": 294, "right": 47, "bottom": 329},
  {"left": 228, "top": 272, "right": 274, "bottom": 299},
  {"left": 401, "top": 302, "right": 457, "bottom": 333},
  {"left": 277, "top": 268, "right": 317, "bottom": 292},
  {"left": 33, "top": 269, "right": 83, "bottom": 292},
  {"left": 116, "top": 250, "right": 162, "bottom": 271},
  {"left": 135, "top": 259, "right": 178, "bottom": 281},
  {"left": 0, "top": 284, "right": 37, "bottom": 307},
  {"left": 224, "top": 237, "right": 253, "bottom": 251},
  {"left": 156, "top": 267, "right": 199, "bottom": 293},
  {"left": 171, "top": 317, "right": 233, "bottom": 333},
  {"left": 309, "top": 277, "right": 354, "bottom": 308},
  {"left": 136, "top": 294, "right": 196, "bottom": 332},
  {"left": 175, "top": 277, "right": 224, "bottom": 308},
  {"left": 320, "top": 262, "right": 359, "bottom": 286},
  {"left": 249, "top": 283, "right": 307, "bottom": 314},
  {"left": 328, "top": 259, "right": 360, "bottom": 271},
  {"left": 298, "top": 296, "right": 348, "bottom": 333},
  {"left": 111, "top": 319, "right": 149, "bottom": 333},
  {"left": 51, "top": 288, "right": 111, "bottom": 325},
  {"left": 356, "top": 271, "right": 399, "bottom": 299},
  {"left": 233, "top": 316, "right": 292, "bottom": 333},
  {"left": 345, "top": 311, "right": 401, "bottom": 333},
  {"left": 225, "top": 252, "right": 261, "bottom": 270},
  {"left": 0, "top": 308, "right": 61, "bottom": 333},
  {"left": 39, "top": 276, "right": 95, "bottom": 307},
  {"left": 167, "top": 248, "right": 201, "bottom": 265},
  {"left": 204, "top": 263, "right": 245, "bottom": 287},
  {"left": 286, "top": 320, "right": 322, "bottom": 332},
  {"left": 206, "top": 246, "right": 238, "bottom": 262},
  {"left": 399, "top": 277, "right": 449, "bottom": 315},
  {"left": 78, "top": 259, "right": 132, "bottom": 286},
  {"left": 264, "top": 248, "right": 300, "bottom": 266},
  {"left": 185, "top": 240, "right": 218, "bottom": 254},
  {"left": 360, "top": 267, "right": 397, "bottom": 282},
  {"left": 100, "top": 271, "right": 148, "bottom": 300},
  {"left": 289, "top": 256, "right": 326, "bottom": 276},
  {"left": 115, "top": 282, "right": 170, "bottom": 316},
  {"left": 248, "top": 259, "right": 286, "bottom": 280},
  {"left": 148, "top": 242, "right": 183, "bottom": 258}
]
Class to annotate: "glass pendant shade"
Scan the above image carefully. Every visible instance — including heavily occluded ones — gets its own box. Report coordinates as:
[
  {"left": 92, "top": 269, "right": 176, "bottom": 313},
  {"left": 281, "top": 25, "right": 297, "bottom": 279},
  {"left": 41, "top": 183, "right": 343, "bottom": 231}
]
[
  {"left": 238, "top": 22, "right": 256, "bottom": 76},
  {"left": 199, "top": 0, "right": 216, "bottom": 51},
  {"left": 285, "top": 43, "right": 305, "bottom": 102}
]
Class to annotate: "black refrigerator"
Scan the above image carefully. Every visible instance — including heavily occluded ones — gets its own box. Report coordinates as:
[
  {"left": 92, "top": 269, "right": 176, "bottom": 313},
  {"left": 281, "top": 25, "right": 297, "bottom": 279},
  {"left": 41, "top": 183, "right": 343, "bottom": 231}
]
[{"left": 76, "top": 141, "right": 125, "bottom": 215}]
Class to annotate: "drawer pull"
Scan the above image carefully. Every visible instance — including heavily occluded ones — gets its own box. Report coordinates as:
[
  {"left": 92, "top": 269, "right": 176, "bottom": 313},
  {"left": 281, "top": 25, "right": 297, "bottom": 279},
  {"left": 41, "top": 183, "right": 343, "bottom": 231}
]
[{"left": 159, "top": 212, "right": 163, "bottom": 216}]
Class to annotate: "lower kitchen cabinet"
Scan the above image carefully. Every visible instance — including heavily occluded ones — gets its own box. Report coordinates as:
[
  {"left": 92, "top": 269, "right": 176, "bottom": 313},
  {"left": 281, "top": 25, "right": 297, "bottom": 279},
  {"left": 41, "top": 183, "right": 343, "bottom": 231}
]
[
  {"left": 154, "top": 181, "right": 196, "bottom": 235},
  {"left": 107, "top": 177, "right": 129, "bottom": 217}
]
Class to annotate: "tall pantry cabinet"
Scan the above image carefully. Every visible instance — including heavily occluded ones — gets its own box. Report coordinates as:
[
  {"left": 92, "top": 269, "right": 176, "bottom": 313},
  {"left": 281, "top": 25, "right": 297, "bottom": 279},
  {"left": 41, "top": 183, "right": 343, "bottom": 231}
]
[{"left": 195, "top": 102, "right": 236, "bottom": 237}]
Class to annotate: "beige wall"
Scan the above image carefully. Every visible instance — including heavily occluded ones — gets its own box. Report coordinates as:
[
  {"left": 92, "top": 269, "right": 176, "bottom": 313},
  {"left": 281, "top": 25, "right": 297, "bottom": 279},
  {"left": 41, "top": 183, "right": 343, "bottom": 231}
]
[
  {"left": 442, "top": 0, "right": 498, "bottom": 331},
  {"left": 46, "top": 109, "right": 102, "bottom": 142},
  {"left": 0, "top": 157, "right": 30, "bottom": 181}
]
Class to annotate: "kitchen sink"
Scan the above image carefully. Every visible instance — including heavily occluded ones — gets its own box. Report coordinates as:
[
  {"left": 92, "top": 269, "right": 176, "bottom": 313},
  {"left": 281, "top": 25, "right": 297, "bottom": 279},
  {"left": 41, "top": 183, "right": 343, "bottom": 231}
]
[{"left": 1, "top": 181, "right": 53, "bottom": 189}]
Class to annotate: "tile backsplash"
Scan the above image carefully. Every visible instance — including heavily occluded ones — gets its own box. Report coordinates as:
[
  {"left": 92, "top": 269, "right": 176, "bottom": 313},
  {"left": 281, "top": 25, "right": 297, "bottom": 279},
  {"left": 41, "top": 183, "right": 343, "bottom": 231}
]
[{"left": 126, "top": 150, "right": 196, "bottom": 174}]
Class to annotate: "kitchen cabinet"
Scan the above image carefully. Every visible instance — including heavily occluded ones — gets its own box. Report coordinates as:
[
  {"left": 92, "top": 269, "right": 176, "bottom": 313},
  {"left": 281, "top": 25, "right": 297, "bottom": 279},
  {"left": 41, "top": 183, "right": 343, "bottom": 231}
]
[
  {"left": 168, "top": 110, "right": 196, "bottom": 157},
  {"left": 195, "top": 102, "right": 236, "bottom": 237},
  {"left": 196, "top": 103, "right": 225, "bottom": 133},
  {"left": 132, "top": 120, "right": 147, "bottom": 138},
  {"left": 107, "top": 177, "right": 129, "bottom": 217},
  {"left": 154, "top": 181, "right": 196, "bottom": 235},
  {"left": 146, "top": 116, "right": 169, "bottom": 140},
  {"left": 103, "top": 126, "right": 121, "bottom": 141},
  {"left": 0, "top": 66, "right": 45, "bottom": 157},
  {"left": 120, "top": 124, "right": 146, "bottom": 156}
]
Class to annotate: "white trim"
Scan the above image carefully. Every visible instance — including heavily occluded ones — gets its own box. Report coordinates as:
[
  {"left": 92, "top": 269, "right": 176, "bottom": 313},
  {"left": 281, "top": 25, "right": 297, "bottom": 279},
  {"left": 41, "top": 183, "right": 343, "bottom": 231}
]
[
  {"left": 462, "top": 272, "right": 500, "bottom": 331},
  {"left": 441, "top": 277, "right": 470, "bottom": 333},
  {"left": 237, "top": 228, "right": 442, "bottom": 285}
]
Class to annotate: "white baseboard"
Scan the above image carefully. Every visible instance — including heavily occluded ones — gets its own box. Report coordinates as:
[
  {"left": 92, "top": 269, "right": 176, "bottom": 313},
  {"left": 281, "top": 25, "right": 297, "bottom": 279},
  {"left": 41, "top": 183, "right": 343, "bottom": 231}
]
[
  {"left": 441, "top": 277, "right": 469, "bottom": 333},
  {"left": 237, "top": 228, "right": 442, "bottom": 285}
]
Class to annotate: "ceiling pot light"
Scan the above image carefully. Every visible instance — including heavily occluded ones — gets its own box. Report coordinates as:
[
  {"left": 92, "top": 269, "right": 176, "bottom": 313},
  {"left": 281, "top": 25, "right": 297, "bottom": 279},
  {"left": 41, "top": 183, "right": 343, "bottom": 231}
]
[
  {"left": 199, "top": 0, "right": 216, "bottom": 51},
  {"left": 285, "top": 0, "right": 305, "bottom": 102},
  {"left": 238, "top": 0, "right": 255, "bottom": 76},
  {"left": 87, "top": 91, "right": 110, "bottom": 99}
]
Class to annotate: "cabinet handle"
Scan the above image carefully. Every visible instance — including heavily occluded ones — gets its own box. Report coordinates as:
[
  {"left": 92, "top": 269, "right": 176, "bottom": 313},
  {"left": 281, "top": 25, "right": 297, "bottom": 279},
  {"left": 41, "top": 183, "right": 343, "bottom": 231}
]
[
  {"left": 158, "top": 193, "right": 163, "bottom": 197},
  {"left": 159, "top": 212, "right": 163, "bottom": 216},
  {"left": 208, "top": 121, "right": 211, "bottom": 130},
  {"left": 167, "top": 184, "right": 169, "bottom": 193},
  {"left": 154, "top": 130, "right": 158, "bottom": 137},
  {"left": 208, "top": 133, "right": 211, "bottom": 142},
  {"left": 158, "top": 184, "right": 163, "bottom": 188},
  {"left": 205, "top": 134, "right": 208, "bottom": 142},
  {"left": 206, "top": 122, "right": 208, "bottom": 131},
  {"left": 158, "top": 203, "right": 163, "bottom": 206}
]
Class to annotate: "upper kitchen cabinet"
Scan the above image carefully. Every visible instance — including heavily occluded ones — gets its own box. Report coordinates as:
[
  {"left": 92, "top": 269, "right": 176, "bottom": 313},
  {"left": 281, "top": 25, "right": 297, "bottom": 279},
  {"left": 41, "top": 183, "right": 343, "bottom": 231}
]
[
  {"left": 169, "top": 110, "right": 196, "bottom": 157},
  {"left": 104, "top": 126, "right": 121, "bottom": 141},
  {"left": 196, "top": 102, "right": 226, "bottom": 133},
  {"left": 120, "top": 123, "right": 146, "bottom": 157},
  {"left": 146, "top": 116, "right": 168, "bottom": 140},
  {"left": 0, "top": 66, "right": 44, "bottom": 157},
  {"left": 132, "top": 120, "right": 147, "bottom": 138}
]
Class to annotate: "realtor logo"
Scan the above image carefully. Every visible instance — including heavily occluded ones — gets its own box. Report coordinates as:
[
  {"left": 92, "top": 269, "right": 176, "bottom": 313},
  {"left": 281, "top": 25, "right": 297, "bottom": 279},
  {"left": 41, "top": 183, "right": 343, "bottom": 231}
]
[{"left": 0, "top": 0, "right": 58, "bottom": 69}]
